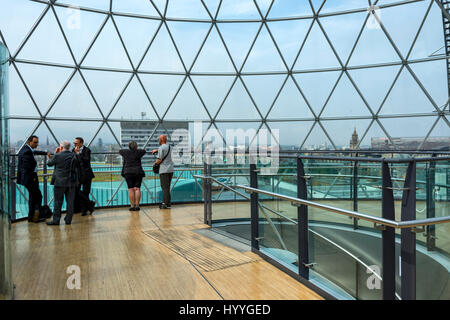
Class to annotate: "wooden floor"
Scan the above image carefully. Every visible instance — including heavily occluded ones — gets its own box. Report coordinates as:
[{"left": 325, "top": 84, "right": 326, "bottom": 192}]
[{"left": 11, "top": 203, "right": 323, "bottom": 300}]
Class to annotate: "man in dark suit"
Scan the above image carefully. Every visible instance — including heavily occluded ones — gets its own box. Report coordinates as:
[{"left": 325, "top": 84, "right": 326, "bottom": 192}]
[
  {"left": 46, "top": 141, "right": 79, "bottom": 226},
  {"left": 17, "top": 135, "right": 50, "bottom": 222},
  {"left": 73, "top": 137, "right": 95, "bottom": 215}
]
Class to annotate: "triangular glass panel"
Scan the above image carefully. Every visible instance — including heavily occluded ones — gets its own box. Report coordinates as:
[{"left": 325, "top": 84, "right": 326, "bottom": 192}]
[
  {"left": 139, "top": 74, "right": 185, "bottom": 117},
  {"left": 54, "top": 5, "right": 107, "bottom": 64},
  {"left": 358, "top": 120, "right": 392, "bottom": 150},
  {"left": 15, "top": 62, "right": 73, "bottom": 115},
  {"left": 409, "top": 1, "right": 445, "bottom": 60},
  {"left": 164, "top": 79, "right": 210, "bottom": 121},
  {"left": 217, "top": 0, "right": 261, "bottom": 20},
  {"left": 320, "top": 119, "right": 372, "bottom": 148},
  {"left": 151, "top": 0, "right": 168, "bottom": 16},
  {"left": 241, "top": 74, "right": 287, "bottom": 117},
  {"left": 46, "top": 120, "right": 102, "bottom": 147},
  {"left": 347, "top": 65, "right": 401, "bottom": 113},
  {"left": 204, "top": 0, "right": 221, "bottom": 18},
  {"left": 8, "top": 119, "right": 41, "bottom": 151},
  {"left": 267, "top": 121, "right": 314, "bottom": 150},
  {"left": 293, "top": 70, "right": 341, "bottom": 115},
  {"left": 380, "top": 0, "right": 430, "bottom": 58},
  {"left": 321, "top": 73, "right": 373, "bottom": 118},
  {"left": 242, "top": 26, "right": 287, "bottom": 72},
  {"left": 293, "top": 20, "right": 341, "bottom": 70},
  {"left": 81, "top": 69, "right": 133, "bottom": 116},
  {"left": 217, "top": 22, "right": 261, "bottom": 70},
  {"left": 166, "top": 0, "right": 210, "bottom": 19},
  {"left": 267, "top": 0, "right": 313, "bottom": 18},
  {"left": 0, "top": 0, "right": 46, "bottom": 54},
  {"left": 8, "top": 65, "right": 41, "bottom": 117},
  {"left": 309, "top": 0, "right": 326, "bottom": 13},
  {"left": 216, "top": 80, "right": 262, "bottom": 120},
  {"left": 408, "top": 59, "right": 448, "bottom": 107},
  {"left": 191, "top": 75, "right": 236, "bottom": 118},
  {"left": 255, "top": 0, "right": 273, "bottom": 17},
  {"left": 267, "top": 76, "right": 315, "bottom": 119},
  {"left": 46, "top": 71, "right": 103, "bottom": 119},
  {"left": 379, "top": 116, "right": 439, "bottom": 149},
  {"left": 320, "top": 1, "right": 367, "bottom": 13},
  {"left": 17, "top": 9, "right": 75, "bottom": 65},
  {"left": 191, "top": 27, "right": 236, "bottom": 73},
  {"left": 215, "top": 122, "right": 259, "bottom": 149},
  {"left": 108, "top": 76, "right": 158, "bottom": 121},
  {"left": 59, "top": 0, "right": 110, "bottom": 10},
  {"left": 113, "top": 0, "right": 159, "bottom": 16},
  {"left": 33, "top": 121, "right": 60, "bottom": 151},
  {"left": 139, "top": 23, "right": 185, "bottom": 72},
  {"left": 81, "top": 17, "right": 132, "bottom": 69},
  {"left": 166, "top": 21, "right": 212, "bottom": 70},
  {"left": 94, "top": 122, "right": 122, "bottom": 151},
  {"left": 201, "top": 124, "right": 226, "bottom": 150},
  {"left": 379, "top": 67, "right": 436, "bottom": 115},
  {"left": 267, "top": 19, "right": 313, "bottom": 68},
  {"left": 300, "top": 122, "right": 335, "bottom": 150},
  {"left": 347, "top": 12, "right": 402, "bottom": 66},
  {"left": 319, "top": 11, "right": 368, "bottom": 64},
  {"left": 113, "top": 15, "right": 161, "bottom": 67},
  {"left": 421, "top": 117, "right": 450, "bottom": 149}
]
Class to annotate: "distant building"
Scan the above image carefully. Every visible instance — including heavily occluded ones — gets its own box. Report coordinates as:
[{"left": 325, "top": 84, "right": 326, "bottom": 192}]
[
  {"left": 349, "top": 128, "right": 359, "bottom": 150},
  {"left": 120, "top": 121, "right": 189, "bottom": 165},
  {"left": 371, "top": 136, "right": 450, "bottom": 150}
]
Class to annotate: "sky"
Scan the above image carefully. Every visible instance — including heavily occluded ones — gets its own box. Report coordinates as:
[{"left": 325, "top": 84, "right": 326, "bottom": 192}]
[{"left": 0, "top": 0, "right": 449, "bottom": 149}]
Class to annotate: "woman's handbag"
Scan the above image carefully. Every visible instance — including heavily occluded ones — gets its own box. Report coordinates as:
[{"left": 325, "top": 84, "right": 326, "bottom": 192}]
[{"left": 153, "top": 145, "right": 171, "bottom": 174}]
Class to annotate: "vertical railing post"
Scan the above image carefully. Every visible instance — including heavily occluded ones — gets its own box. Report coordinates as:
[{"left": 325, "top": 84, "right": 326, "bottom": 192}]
[
  {"left": 43, "top": 156, "right": 47, "bottom": 206},
  {"left": 10, "top": 155, "right": 16, "bottom": 222},
  {"left": 381, "top": 161, "right": 396, "bottom": 300},
  {"left": 203, "top": 161, "right": 207, "bottom": 225},
  {"left": 401, "top": 160, "right": 417, "bottom": 300},
  {"left": 426, "top": 155, "right": 436, "bottom": 251},
  {"left": 353, "top": 155, "right": 359, "bottom": 230},
  {"left": 297, "top": 157, "right": 309, "bottom": 280},
  {"left": 207, "top": 163, "right": 212, "bottom": 225},
  {"left": 250, "top": 161, "right": 259, "bottom": 251}
]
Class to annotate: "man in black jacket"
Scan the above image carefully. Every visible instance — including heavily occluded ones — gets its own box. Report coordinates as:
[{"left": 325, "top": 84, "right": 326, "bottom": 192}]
[
  {"left": 46, "top": 141, "right": 79, "bottom": 225},
  {"left": 17, "top": 135, "right": 50, "bottom": 222},
  {"left": 73, "top": 137, "right": 95, "bottom": 215}
]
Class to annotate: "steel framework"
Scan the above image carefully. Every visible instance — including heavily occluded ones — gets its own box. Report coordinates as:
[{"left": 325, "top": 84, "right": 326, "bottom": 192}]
[{"left": 0, "top": 0, "right": 449, "bottom": 153}]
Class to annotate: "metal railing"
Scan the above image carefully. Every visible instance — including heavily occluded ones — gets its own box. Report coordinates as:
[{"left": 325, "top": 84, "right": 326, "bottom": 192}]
[{"left": 196, "top": 152, "right": 450, "bottom": 300}]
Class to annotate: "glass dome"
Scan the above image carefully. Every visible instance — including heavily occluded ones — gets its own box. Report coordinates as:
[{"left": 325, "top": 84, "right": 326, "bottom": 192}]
[{"left": 0, "top": 0, "right": 448, "bottom": 152}]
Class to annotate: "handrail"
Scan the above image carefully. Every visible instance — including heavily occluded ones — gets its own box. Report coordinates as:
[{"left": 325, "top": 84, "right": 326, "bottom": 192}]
[{"left": 236, "top": 185, "right": 450, "bottom": 229}]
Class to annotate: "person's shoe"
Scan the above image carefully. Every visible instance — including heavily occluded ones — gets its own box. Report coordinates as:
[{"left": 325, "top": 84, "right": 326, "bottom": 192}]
[
  {"left": 46, "top": 221, "right": 59, "bottom": 226},
  {"left": 134, "top": 206, "right": 140, "bottom": 211},
  {"left": 129, "top": 206, "right": 136, "bottom": 211},
  {"left": 64, "top": 220, "right": 72, "bottom": 225},
  {"left": 88, "top": 201, "right": 95, "bottom": 214},
  {"left": 81, "top": 209, "right": 87, "bottom": 216},
  {"left": 159, "top": 203, "right": 169, "bottom": 209}
]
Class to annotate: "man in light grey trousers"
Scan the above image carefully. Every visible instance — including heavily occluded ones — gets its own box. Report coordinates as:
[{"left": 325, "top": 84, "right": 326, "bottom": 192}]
[
  {"left": 46, "top": 141, "right": 79, "bottom": 225},
  {"left": 152, "top": 134, "right": 174, "bottom": 209}
]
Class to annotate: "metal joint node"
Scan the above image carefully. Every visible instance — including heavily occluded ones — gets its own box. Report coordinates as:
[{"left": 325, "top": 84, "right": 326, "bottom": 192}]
[
  {"left": 411, "top": 226, "right": 425, "bottom": 234},
  {"left": 255, "top": 237, "right": 264, "bottom": 241},
  {"left": 373, "top": 223, "right": 386, "bottom": 231},
  {"left": 303, "top": 262, "right": 317, "bottom": 269}
]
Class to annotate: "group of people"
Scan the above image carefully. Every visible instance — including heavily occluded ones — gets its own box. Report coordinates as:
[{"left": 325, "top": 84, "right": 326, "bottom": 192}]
[
  {"left": 17, "top": 136, "right": 96, "bottom": 225},
  {"left": 16, "top": 134, "right": 174, "bottom": 225}
]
